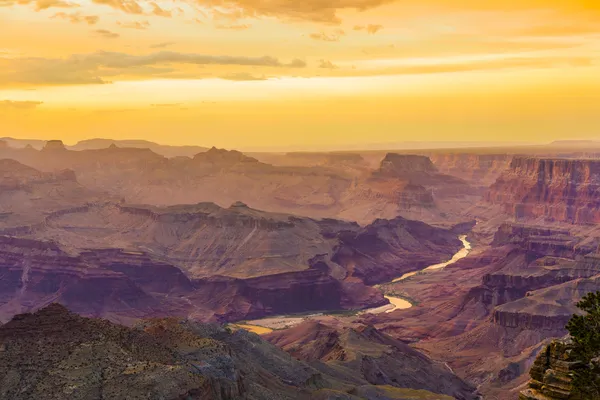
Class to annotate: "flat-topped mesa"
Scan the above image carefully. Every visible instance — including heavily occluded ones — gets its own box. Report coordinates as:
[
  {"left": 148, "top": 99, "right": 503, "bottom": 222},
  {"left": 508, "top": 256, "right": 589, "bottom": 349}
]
[
  {"left": 41, "top": 139, "right": 66, "bottom": 151},
  {"left": 193, "top": 146, "right": 260, "bottom": 166},
  {"left": 486, "top": 157, "right": 600, "bottom": 224},
  {"left": 373, "top": 154, "right": 438, "bottom": 178}
]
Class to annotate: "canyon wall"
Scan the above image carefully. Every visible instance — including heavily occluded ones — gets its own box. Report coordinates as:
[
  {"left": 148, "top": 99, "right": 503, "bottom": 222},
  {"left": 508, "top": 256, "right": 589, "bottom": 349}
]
[{"left": 486, "top": 157, "right": 600, "bottom": 224}]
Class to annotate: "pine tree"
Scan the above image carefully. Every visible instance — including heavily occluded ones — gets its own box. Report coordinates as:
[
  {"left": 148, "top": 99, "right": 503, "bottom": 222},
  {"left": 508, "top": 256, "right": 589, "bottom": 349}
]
[{"left": 566, "top": 291, "right": 600, "bottom": 398}]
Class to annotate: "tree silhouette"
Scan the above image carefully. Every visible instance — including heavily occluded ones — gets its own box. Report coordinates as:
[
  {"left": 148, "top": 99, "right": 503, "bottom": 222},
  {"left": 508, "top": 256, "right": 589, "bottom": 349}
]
[{"left": 567, "top": 291, "right": 600, "bottom": 398}]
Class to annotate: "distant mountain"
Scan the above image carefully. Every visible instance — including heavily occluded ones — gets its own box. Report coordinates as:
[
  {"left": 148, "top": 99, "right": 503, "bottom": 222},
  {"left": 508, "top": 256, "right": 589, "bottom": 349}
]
[
  {"left": 0, "top": 137, "right": 47, "bottom": 150},
  {"left": 70, "top": 138, "right": 210, "bottom": 158},
  {"left": 548, "top": 140, "right": 600, "bottom": 147}
]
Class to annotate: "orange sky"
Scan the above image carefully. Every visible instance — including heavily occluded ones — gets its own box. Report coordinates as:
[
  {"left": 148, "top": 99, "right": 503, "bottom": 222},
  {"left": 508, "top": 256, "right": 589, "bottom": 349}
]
[{"left": 1, "top": 0, "right": 600, "bottom": 150}]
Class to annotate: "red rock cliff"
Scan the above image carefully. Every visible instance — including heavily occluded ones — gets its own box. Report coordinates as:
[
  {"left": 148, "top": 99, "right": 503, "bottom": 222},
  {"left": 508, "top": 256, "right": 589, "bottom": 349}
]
[{"left": 486, "top": 157, "right": 600, "bottom": 224}]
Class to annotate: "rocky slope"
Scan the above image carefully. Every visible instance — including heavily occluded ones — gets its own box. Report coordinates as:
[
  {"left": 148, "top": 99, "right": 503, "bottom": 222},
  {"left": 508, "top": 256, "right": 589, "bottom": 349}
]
[
  {"left": 486, "top": 157, "right": 600, "bottom": 224},
  {"left": 0, "top": 304, "right": 475, "bottom": 400},
  {"left": 265, "top": 321, "right": 478, "bottom": 399},
  {"left": 354, "top": 221, "right": 600, "bottom": 399},
  {"left": 0, "top": 198, "right": 466, "bottom": 323}
]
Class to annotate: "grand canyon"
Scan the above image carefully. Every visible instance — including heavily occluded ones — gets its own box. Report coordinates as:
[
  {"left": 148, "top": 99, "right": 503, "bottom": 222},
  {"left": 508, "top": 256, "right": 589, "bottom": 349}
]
[
  {"left": 3, "top": 0, "right": 600, "bottom": 398},
  {"left": 3, "top": 136, "right": 600, "bottom": 399}
]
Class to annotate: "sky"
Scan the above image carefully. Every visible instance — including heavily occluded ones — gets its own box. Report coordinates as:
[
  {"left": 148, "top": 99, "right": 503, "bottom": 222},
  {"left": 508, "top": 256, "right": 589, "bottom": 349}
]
[{"left": 1, "top": 0, "right": 600, "bottom": 150}]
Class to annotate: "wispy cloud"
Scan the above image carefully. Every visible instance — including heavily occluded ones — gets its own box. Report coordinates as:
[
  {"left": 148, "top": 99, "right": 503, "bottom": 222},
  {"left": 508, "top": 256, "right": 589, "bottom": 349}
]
[
  {"left": 219, "top": 72, "right": 267, "bottom": 81},
  {"left": 52, "top": 12, "right": 99, "bottom": 24},
  {"left": 92, "top": 0, "right": 143, "bottom": 14},
  {"left": 318, "top": 59, "right": 339, "bottom": 69},
  {"left": 149, "top": 42, "right": 175, "bottom": 49},
  {"left": 0, "top": 51, "right": 307, "bottom": 85},
  {"left": 0, "top": 100, "right": 43, "bottom": 109},
  {"left": 94, "top": 29, "right": 120, "bottom": 39},
  {"left": 150, "top": 2, "right": 171, "bottom": 17},
  {"left": 354, "top": 24, "right": 383, "bottom": 34},
  {"left": 216, "top": 24, "right": 251, "bottom": 30},
  {"left": 193, "top": 0, "right": 396, "bottom": 24},
  {"left": 117, "top": 20, "right": 150, "bottom": 29},
  {"left": 309, "top": 30, "right": 345, "bottom": 42}
]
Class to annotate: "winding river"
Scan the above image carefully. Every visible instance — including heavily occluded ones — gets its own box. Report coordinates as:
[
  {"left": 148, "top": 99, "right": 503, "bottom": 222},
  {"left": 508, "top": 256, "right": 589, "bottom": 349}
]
[{"left": 231, "top": 235, "right": 472, "bottom": 334}]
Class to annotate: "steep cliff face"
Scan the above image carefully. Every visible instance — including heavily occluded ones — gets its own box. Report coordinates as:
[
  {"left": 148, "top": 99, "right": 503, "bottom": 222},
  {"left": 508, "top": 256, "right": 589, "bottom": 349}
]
[
  {"left": 429, "top": 153, "right": 512, "bottom": 188},
  {"left": 331, "top": 216, "right": 463, "bottom": 285},
  {"left": 486, "top": 157, "right": 600, "bottom": 224},
  {"left": 370, "top": 153, "right": 471, "bottom": 193},
  {"left": 0, "top": 234, "right": 386, "bottom": 324},
  {"left": 519, "top": 340, "right": 577, "bottom": 400}
]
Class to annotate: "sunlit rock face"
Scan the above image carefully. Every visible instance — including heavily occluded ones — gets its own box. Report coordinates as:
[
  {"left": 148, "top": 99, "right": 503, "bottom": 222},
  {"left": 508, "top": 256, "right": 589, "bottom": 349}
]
[
  {"left": 519, "top": 339, "right": 577, "bottom": 400},
  {"left": 486, "top": 157, "right": 600, "bottom": 224},
  {"left": 429, "top": 153, "right": 512, "bottom": 189}
]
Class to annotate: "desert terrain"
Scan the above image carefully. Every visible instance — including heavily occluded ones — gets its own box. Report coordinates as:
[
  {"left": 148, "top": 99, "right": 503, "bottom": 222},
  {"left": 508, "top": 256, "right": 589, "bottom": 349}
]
[{"left": 3, "top": 137, "right": 600, "bottom": 399}]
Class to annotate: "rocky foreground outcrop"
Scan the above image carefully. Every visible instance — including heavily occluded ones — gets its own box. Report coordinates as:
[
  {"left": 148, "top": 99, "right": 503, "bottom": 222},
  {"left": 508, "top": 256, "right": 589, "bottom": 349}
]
[
  {"left": 0, "top": 304, "right": 475, "bottom": 400},
  {"left": 519, "top": 339, "right": 577, "bottom": 400},
  {"left": 486, "top": 157, "right": 600, "bottom": 224}
]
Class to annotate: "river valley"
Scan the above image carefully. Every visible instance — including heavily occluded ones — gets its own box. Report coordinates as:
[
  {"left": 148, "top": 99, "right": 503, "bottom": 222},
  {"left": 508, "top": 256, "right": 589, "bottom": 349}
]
[{"left": 231, "top": 234, "right": 472, "bottom": 335}]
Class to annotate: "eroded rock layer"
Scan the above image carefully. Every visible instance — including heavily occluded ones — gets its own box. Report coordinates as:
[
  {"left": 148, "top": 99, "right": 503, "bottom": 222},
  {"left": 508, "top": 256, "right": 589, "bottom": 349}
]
[{"left": 486, "top": 157, "right": 600, "bottom": 224}]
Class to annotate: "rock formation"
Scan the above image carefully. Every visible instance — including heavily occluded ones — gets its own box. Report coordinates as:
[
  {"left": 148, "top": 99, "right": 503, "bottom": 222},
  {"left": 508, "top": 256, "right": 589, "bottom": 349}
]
[
  {"left": 0, "top": 145, "right": 477, "bottom": 225},
  {"left": 0, "top": 304, "right": 476, "bottom": 400},
  {"left": 519, "top": 339, "right": 577, "bottom": 400},
  {"left": 266, "top": 321, "right": 478, "bottom": 399},
  {"left": 486, "top": 157, "right": 600, "bottom": 224}
]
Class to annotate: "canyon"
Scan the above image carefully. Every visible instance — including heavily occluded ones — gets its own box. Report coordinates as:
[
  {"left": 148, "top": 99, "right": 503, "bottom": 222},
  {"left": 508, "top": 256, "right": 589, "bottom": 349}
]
[{"left": 3, "top": 138, "right": 600, "bottom": 398}]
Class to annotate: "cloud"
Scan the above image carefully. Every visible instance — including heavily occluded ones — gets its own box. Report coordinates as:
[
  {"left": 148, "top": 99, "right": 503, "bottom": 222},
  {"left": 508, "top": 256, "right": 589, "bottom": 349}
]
[
  {"left": 211, "top": 8, "right": 255, "bottom": 21},
  {"left": 1, "top": 0, "right": 77, "bottom": 9},
  {"left": 192, "top": 0, "right": 396, "bottom": 24},
  {"left": 216, "top": 23, "right": 251, "bottom": 30},
  {"left": 52, "top": 12, "right": 99, "bottom": 24},
  {"left": 309, "top": 31, "right": 344, "bottom": 42},
  {"left": 150, "top": 41, "right": 175, "bottom": 49},
  {"left": 354, "top": 24, "right": 383, "bottom": 34},
  {"left": 0, "top": 51, "right": 307, "bottom": 85},
  {"left": 34, "top": 0, "right": 78, "bottom": 10},
  {"left": 150, "top": 2, "right": 171, "bottom": 17},
  {"left": 0, "top": 100, "right": 43, "bottom": 109},
  {"left": 95, "top": 29, "right": 120, "bottom": 38},
  {"left": 92, "top": 0, "right": 143, "bottom": 14},
  {"left": 354, "top": 56, "right": 595, "bottom": 77},
  {"left": 219, "top": 72, "right": 267, "bottom": 81},
  {"left": 318, "top": 59, "right": 338, "bottom": 69},
  {"left": 117, "top": 20, "right": 150, "bottom": 29}
]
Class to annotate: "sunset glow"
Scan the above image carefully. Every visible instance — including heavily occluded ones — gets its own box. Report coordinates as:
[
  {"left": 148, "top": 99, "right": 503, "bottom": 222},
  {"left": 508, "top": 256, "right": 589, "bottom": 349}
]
[{"left": 2, "top": 0, "right": 600, "bottom": 149}]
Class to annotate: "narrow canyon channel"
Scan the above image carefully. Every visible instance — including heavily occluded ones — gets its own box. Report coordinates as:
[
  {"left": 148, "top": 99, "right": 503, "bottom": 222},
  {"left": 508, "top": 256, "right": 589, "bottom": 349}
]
[{"left": 231, "top": 235, "right": 472, "bottom": 335}]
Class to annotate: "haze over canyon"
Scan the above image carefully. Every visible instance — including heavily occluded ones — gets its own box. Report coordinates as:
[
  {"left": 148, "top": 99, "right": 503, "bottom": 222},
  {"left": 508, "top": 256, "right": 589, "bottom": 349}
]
[{"left": 1, "top": 136, "right": 600, "bottom": 399}]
